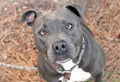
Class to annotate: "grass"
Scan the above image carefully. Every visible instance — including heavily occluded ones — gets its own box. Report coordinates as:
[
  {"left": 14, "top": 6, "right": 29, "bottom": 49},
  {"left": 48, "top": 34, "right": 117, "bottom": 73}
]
[
  {"left": 104, "top": 70, "right": 120, "bottom": 82},
  {"left": 113, "top": 79, "right": 119, "bottom": 82}
]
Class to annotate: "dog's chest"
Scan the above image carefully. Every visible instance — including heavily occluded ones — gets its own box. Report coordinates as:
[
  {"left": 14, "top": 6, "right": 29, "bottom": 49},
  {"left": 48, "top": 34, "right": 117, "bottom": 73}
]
[{"left": 59, "top": 60, "right": 92, "bottom": 82}]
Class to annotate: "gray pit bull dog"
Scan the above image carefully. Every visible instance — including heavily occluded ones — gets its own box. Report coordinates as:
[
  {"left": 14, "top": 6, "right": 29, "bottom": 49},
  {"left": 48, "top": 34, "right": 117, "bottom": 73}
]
[{"left": 21, "top": 4, "right": 105, "bottom": 82}]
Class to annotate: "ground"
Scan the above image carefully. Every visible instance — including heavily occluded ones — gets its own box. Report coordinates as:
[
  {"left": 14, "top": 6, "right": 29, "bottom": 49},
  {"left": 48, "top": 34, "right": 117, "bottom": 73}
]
[{"left": 0, "top": 0, "right": 120, "bottom": 82}]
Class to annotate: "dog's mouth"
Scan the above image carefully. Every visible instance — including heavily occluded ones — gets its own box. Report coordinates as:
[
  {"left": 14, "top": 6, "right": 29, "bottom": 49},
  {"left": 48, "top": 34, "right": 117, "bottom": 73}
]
[{"left": 55, "top": 55, "right": 71, "bottom": 64}]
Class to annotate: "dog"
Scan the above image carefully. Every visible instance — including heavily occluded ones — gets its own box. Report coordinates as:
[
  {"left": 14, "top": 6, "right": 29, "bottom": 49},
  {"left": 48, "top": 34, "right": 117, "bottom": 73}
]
[{"left": 20, "top": 4, "right": 105, "bottom": 82}]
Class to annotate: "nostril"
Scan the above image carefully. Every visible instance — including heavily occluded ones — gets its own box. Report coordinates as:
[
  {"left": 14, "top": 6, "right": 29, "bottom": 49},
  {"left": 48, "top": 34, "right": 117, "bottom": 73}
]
[
  {"left": 55, "top": 46, "right": 59, "bottom": 50},
  {"left": 61, "top": 44, "right": 66, "bottom": 49}
]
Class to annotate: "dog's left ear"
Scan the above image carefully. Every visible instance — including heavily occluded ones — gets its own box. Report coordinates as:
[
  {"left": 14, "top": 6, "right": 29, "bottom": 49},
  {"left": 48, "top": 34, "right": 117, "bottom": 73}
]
[
  {"left": 66, "top": 4, "right": 85, "bottom": 19},
  {"left": 20, "top": 10, "right": 40, "bottom": 26}
]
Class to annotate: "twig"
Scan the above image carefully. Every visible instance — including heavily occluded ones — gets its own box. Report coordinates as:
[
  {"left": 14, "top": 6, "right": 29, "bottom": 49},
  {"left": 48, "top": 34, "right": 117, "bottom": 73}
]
[
  {"left": 0, "top": 62, "right": 37, "bottom": 71},
  {"left": 95, "top": 36, "right": 120, "bottom": 42},
  {"left": 50, "top": 0, "right": 54, "bottom": 10},
  {"left": 105, "top": 37, "right": 120, "bottom": 42}
]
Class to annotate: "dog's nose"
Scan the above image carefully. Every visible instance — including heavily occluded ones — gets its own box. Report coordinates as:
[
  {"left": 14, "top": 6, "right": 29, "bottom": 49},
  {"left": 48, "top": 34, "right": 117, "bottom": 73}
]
[{"left": 52, "top": 41, "right": 67, "bottom": 54}]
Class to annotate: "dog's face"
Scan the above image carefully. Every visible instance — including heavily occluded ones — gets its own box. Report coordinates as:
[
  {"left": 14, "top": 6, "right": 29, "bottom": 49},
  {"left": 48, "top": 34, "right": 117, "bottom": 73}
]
[{"left": 21, "top": 5, "right": 84, "bottom": 64}]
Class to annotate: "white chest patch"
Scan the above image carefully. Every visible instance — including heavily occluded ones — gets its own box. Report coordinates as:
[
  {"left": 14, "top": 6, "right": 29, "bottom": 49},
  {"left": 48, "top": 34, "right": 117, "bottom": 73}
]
[
  {"left": 59, "top": 60, "right": 92, "bottom": 82},
  {"left": 61, "top": 60, "right": 75, "bottom": 70}
]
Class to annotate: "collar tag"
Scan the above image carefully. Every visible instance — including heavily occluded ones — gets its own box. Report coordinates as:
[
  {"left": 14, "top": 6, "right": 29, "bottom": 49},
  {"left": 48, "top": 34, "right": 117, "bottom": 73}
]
[{"left": 64, "top": 73, "right": 71, "bottom": 80}]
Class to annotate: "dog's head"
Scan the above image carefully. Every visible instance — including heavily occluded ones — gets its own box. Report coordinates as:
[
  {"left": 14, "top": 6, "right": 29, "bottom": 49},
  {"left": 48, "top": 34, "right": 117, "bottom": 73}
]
[{"left": 21, "top": 4, "right": 85, "bottom": 64}]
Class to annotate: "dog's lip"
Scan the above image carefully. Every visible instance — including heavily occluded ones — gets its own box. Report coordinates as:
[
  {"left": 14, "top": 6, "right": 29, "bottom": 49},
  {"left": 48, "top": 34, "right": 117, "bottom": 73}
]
[{"left": 56, "top": 58, "right": 71, "bottom": 64}]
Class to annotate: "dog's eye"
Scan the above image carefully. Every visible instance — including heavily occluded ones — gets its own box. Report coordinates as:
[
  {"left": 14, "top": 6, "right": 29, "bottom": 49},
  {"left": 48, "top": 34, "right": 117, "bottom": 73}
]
[
  {"left": 39, "top": 30, "right": 46, "bottom": 35},
  {"left": 66, "top": 23, "right": 73, "bottom": 30}
]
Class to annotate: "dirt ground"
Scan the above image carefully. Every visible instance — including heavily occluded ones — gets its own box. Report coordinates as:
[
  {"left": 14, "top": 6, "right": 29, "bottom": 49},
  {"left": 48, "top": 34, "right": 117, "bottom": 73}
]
[{"left": 0, "top": 0, "right": 120, "bottom": 82}]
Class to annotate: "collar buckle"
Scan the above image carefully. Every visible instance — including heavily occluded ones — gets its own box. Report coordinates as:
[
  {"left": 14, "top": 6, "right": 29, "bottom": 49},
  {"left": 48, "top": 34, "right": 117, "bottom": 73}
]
[{"left": 57, "top": 67, "right": 71, "bottom": 74}]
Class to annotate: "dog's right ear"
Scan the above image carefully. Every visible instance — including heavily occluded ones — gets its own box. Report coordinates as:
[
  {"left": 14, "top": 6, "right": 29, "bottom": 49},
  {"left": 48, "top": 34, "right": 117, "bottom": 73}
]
[{"left": 20, "top": 10, "right": 40, "bottom": 26}]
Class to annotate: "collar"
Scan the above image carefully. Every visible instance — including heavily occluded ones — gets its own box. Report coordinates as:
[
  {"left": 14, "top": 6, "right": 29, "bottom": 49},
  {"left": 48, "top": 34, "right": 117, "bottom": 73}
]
[{"left": 46, "top": 36, "right": 85, "bottom": 80}]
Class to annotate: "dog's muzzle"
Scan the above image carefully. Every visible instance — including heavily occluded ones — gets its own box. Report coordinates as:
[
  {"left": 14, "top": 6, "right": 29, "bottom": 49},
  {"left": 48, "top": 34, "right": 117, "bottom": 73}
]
[{"left": 52, "top": 40, "right": 71, "bottom": 63}]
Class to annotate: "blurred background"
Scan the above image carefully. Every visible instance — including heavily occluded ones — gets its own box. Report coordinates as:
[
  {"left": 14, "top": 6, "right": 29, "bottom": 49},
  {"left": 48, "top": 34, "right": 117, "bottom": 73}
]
[{"left": 0, "top": 0, "right": 120, "bottom": 82}]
